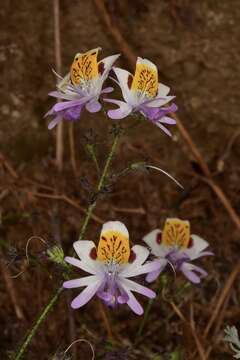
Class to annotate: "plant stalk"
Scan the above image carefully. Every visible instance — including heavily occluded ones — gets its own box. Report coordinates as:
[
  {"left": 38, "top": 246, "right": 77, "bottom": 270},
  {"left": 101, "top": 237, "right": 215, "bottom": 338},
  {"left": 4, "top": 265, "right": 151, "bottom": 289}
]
[{"left": 13, "top": 130, "right": 120, "bottom": 359}]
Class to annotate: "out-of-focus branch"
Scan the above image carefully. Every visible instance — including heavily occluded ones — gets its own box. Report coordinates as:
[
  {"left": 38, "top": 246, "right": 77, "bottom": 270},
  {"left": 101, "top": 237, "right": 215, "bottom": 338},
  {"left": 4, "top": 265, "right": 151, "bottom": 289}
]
[{"left": 53, "top": 0, "right": 64, "bottom": 171}]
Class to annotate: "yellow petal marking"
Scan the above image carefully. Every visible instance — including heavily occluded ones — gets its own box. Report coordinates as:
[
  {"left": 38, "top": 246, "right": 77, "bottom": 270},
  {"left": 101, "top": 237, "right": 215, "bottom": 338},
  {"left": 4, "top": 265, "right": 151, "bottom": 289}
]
[
  {"left": 97, "top": 230, "right": 130, "bottom": 264},
  {"left": 162, "top": 219, "right": 190, "bottom": 249},
  {"left": 70, "top": 48, "right": 100, "bottom": 85},
  {"left": 131, "top": 63, "right": 158, "bottom": 97}
]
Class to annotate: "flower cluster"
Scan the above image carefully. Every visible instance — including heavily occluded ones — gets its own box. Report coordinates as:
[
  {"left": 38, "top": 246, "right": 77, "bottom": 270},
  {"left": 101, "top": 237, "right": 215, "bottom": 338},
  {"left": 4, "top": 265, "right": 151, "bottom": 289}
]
[
  {"left": 45, "top": 48, "right": 177, "bottom": 136},
  {"left": 64, "top": 219, "right": 212, "bottom": 315},
  {"left": 63, "top": 221, "right": 159, "bottom": 315},
  {"left": 44, "top": 48, "right": 213, "bottom": 316}
]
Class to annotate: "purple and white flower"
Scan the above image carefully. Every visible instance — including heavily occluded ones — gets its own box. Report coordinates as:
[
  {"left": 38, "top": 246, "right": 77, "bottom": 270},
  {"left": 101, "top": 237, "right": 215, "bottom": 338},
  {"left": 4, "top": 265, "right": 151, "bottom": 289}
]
[
  {"left": 143, "top": 218, "right": 213, "bottom": 284},
  {"left": 45, "top": 48, "right": 120, "bottom": 129},
  {"left": 63, "top": 221, "right": 160, "bottom": 315},
  {"left": 105, "top": 57, "right": 177, "bottom": 136}
]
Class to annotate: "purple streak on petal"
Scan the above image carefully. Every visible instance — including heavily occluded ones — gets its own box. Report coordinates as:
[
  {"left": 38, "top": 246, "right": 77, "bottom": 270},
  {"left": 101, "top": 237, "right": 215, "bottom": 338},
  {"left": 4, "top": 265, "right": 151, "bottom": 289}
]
[
  {"left": 63, "top": 275, "right": 96, "bottom": 289},
  {"left": 180, "top": 262, "right": 208, "bottom": 284},
  {"left": 125, "top": 290, "right": 144, "bottom": 315},
  {"left": 101, "top": 87, "right": 114, "bottom": 94},
  {"left": 159, "top": 116, "right": 176, "bottom": 125},
  {"left": 121, "top": 278, "right": 156, "bottom": 299},
  {"left": 144, "top": 95, "right": 175, "bottom": 108},
  {"left": 71, "top": 280, "right": 102, "bottom": 309},
  {"left": 97, "top": 291, "right": 112, "bottom": 302},
  {"left": 44, "top": 107, "right": 55, "bottom": 117},
  {"left": 145, "top": 259, "right": 168, "bottom": 283},
  {"left": 182, "top": 268, "right": 201, "bottom": 283},
  {"left": 117, "top": 292, "right": 129, "bottom": 304},
  {"left": 48, "top": 91, "right": 76, "bottom": 101},
  {"left": 146, "top": 269, "right": 162, "bottom": 283},
  {"left": 121, "top": 260, "right": 161, "bottom": 278},
  {"left": 86, "top": 99, "right": 102, "bottom": 113},
  {"left": 53, "top": 98, "right": 88, "bottom": 112},
  {"left": 48, "top": 115, "right": 61, "bottom": 130},
  {"left": 156, "top": 123, "right": 172, "bottom": 137},
  {"left": 140, "top": 102, "right": 178, "bottom": 123},
  {"left": 190, "top": 251, "right": 214, "bottom": 260},
  {"left": 116, "top": 281, "right": 129, "bottom": 304},
  {"left": 104, "top": 98, "right": 133, "bottom": 119}
]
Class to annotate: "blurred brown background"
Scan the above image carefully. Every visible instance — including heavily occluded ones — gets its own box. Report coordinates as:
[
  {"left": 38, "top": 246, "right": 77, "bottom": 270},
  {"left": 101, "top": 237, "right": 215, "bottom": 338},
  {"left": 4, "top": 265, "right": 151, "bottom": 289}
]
[{"left": 0, "top": 1, "right": 240, "bottom": 359}]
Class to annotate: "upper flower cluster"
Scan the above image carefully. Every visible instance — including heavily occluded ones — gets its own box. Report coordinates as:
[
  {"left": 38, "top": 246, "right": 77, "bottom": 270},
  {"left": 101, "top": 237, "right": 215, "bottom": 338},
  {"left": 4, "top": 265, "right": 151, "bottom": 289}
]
[{"left": 45, "top": 48, "right": 177, "bottom": 136}]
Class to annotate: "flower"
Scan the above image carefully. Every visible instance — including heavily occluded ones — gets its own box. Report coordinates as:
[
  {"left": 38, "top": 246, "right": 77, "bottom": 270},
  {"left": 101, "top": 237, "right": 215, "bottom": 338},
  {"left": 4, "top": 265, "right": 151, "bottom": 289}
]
[
  {"left": 143, "top": 218, "right": 213, "bottom": 284},
  {"left": 224, "top": 326, "right": 240, "bottom": 359},
  {"left": 63, "top": 221, "right": 160, "bottom": 315},
  {"left": 104, "top": 57, "right": 177, "bottom": 136},
  {"left": 45, "top": 48, "right": 120, "bottom": 129}
]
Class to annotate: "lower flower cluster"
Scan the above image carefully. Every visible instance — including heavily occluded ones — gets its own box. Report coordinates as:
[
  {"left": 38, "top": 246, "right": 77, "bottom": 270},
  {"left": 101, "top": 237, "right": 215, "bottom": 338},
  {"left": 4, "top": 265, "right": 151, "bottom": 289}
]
[{"left": 63, "top": 219, "right": 212, "bottom": 315}]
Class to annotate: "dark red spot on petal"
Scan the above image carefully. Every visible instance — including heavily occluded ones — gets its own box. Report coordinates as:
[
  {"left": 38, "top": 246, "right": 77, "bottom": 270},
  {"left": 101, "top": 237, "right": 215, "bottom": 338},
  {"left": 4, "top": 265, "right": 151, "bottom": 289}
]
[
  {"left": 188, "top": 237, "right": 194, "bottom": 248},
  {"left": 127, "top": 74, "right": 133, "bottom": 89},
  {"left": 156, "top": 232, "right": 162, "bottom": 244},
  {"left": 90, "top": 247, "right": 97, "bottom": 259},
  {"left": 98, "top": 62, "right": 105, "bottom": 75},
  {"left": 128, "top": 250, "right": 136, "bottom": 263}
]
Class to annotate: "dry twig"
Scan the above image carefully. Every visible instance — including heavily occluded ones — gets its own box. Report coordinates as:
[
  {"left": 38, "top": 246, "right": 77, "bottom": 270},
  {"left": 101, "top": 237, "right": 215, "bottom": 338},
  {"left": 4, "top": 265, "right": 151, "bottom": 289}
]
[
  {"left": 29, "top": 191, "right": 104, "bottom": 224},
  {"left": 203, "top": 263, "right": 240, "bottom": 339},
  {"left": 0, "top": 252, "right": 25, "bottom": 320},
  {"left": 170, "top": 301, "right": 206, "bottom": 360}
]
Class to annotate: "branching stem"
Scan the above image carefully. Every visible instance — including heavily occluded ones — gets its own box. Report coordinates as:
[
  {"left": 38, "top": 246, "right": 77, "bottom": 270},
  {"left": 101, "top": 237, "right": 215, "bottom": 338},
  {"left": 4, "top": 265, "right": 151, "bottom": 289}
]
[{"left": 13, "top": 129, "right": 120, "bottom": 359}]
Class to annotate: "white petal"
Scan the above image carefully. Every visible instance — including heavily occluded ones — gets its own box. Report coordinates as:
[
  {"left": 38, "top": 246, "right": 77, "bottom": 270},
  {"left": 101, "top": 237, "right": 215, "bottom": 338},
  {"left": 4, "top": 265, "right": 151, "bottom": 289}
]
[
  {"left": 130, "top": 245, "right": 149, "bottom": 265},
  {"left": 143, "top": 229, "right": 169, "bottom": 257},
  {"left": 119, "top": 278, "right": 156, "bottom": 299},
  {"left": 158, "top": 83, "right": 170, "bottom": 96},
  {"left": 113, "top": 67, "right": 133, "bottom": 103},
  {"left": 64, "top": 256, "right": 99, "bottom": 275},
  {"left": 184, "top": 234, "right": 209, "bottom": 260},
  {"left": 105, "top": 99, "right": 133, "bottom": 119},
  {"left": 144, "top": 95, "right": 175, "bottom": 108},
  {"left": 63, "top": 275, "right": 97, "bottom": 289},
  {"left": 73, "top": 240, "right": 95, "bottom": 260},
  {"left": 48, "top": 116, "right": 61, "bottom": 130},
  {"left": 71, "top": 279, "right": 103, "bottom": 309},
  {"left": 118, "top": 245, "right": 149, "bottom": 277},
  {"left": 97, "top": 54, "right": 120, "bottom": 88},
  {"left": 119, "top": 283, "right": 144, "bottom": 315},
  {"left": 101, "top": 54, "right": 120, "bottom": 76},
  {"left": 101, "top": 221, "right": 129, "bottom": 238},
  {"left": 145, "top": 262, "right": 167, "bottom": 283},
  {"left": 137, "top": 57, "right": 157, "bottom": 72},
  {"left": 120, "top": 260, "right": 161, "bottom": 278}
]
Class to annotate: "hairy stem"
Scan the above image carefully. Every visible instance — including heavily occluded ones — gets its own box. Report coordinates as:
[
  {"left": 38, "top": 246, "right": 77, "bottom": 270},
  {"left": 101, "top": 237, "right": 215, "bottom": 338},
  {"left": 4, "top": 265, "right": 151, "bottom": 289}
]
[
  {"left": 78, "top": 130, "right": 120, "bottom": 240},
  {"left": 135, "top": 298, "right": 154, "bottom": 342},
  {"left": 13, "top": 130, "right": 120, "bottom": 360},
  {"left": 14, "top": 287, "right": 63, "bottom": 360}
]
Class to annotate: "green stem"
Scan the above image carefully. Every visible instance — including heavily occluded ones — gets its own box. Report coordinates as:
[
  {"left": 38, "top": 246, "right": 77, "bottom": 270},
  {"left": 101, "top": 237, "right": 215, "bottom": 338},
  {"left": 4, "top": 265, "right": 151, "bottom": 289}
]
[
  {"left": 78, "top": 131, "right": 120, "bottom": 240},
  {"left": 14, "top": 287, "right": 63, "bottom": 360},
  {"left": 13, "top": 130, "right": 120, "bottom": 360},
  {"left": 135, "top": 275, "right": 167, "bottom": 343},
  {"left": 135, "top": 298, "right": 154, "bottom": 342}
]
